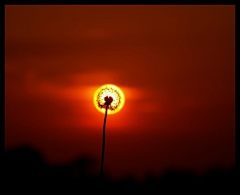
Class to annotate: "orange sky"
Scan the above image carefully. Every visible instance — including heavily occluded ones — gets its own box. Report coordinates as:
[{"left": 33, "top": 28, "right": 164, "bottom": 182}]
[{"left": 5, "top": 5, "right": 235, "bottom": 180}]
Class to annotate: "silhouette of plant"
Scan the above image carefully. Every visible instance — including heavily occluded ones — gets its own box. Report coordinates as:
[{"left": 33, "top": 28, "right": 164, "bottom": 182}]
[{"left": 94, "top": 85, "right": 124, "bottom": 177}]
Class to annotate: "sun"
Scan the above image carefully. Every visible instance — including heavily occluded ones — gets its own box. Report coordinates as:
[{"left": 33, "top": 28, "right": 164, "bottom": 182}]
[{"left": 93, "top": 84, "right": 125, "bottom": 115}]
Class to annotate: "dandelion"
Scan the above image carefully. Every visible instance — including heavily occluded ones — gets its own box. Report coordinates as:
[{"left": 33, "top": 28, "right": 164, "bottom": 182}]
[{"left": 93, "top": 84, "right": 125, "bottom": 177}]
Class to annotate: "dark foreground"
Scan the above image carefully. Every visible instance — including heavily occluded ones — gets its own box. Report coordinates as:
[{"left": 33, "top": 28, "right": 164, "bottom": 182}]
[{"left": 5, "top": 146, "right": 236, "bottom": 193}]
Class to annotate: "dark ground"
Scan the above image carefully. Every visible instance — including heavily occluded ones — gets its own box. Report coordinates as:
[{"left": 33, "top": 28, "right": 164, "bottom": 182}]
[{"left": 4, "top": 146, "right": 236, "bottom": 194}]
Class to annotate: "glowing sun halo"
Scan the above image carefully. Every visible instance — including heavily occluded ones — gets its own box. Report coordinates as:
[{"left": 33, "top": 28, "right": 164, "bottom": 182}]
[{"left": 93, "top": 84, "right": 125, "bottom": 115}]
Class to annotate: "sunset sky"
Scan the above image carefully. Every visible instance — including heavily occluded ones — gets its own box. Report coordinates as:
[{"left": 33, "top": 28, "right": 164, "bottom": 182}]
[{"left": 5, "top": 5, "right": 235, "bottom": 180}]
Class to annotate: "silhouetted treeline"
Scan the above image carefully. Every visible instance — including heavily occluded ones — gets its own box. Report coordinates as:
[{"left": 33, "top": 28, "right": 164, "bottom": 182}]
[{"left": 4, "top": 146, "right": 236, "bottom": 193}]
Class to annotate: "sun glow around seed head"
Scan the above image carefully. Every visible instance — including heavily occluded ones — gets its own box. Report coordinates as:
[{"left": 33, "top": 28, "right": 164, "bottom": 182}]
[{"left": 93, "top": 84, "right": 125, "bottom": 115}]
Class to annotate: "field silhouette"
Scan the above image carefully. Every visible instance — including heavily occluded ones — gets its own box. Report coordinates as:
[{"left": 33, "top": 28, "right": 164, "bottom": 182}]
[{"left": 5, "top": 146, "right": 236, "bottom": 193}]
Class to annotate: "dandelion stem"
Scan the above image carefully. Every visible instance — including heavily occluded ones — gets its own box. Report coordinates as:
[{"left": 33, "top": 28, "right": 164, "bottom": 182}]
[{"left": 100, "top": 105, "right": 109, "bottom": 177}]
